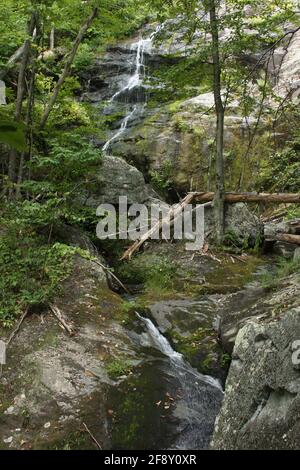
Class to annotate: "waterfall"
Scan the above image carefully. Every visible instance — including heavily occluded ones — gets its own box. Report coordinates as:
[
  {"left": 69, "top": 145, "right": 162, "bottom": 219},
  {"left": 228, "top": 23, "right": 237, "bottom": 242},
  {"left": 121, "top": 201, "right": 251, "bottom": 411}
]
[
  {"left": 137, "top": 312, "right": 224, "bottom": 450},
  {"left": 102, "top": 26, "right": 161, "bottom": 154}
]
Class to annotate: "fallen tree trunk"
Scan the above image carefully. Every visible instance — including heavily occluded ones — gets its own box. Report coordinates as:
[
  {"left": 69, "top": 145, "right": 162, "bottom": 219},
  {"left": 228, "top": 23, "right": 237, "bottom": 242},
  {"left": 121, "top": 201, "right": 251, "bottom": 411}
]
[
  {"left": 275, "top": 234, "right": 300, "bottom": 246},
  {"left": 193, "top": 192, "right": 300, "bottom": 204},
  {"left": 121, "top": 193, "right": 196, "bottom": 261}
]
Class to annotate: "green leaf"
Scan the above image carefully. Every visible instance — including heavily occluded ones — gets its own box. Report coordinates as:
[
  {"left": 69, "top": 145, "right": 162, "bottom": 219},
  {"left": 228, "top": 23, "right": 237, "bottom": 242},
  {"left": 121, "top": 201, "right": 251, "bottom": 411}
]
[{"left": 0, "top": 119, "right": 26, "bottom": 151}]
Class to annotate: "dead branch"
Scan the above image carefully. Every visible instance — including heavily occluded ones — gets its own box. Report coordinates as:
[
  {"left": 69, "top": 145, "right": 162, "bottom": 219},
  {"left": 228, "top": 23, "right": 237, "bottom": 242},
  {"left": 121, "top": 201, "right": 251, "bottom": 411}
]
[
  {"left": 275, "top": 234, "right": 300, "bottom": 246},
  {"left": 49, "top": 304, "right": 76, "bottom": 336},
  {"left": 193, "top": 192, "right": 300, "bottom": 204},
  {"left": 92, "top": 259, "right": 130, "bottom": 294},
  {"left": 82, "top": 422, "right": 102, "bottom": 450},
  {"left": 6, "top": 308, "right": 29, "bottom": 347},
  {"left": 120, "top": 193, "right": 196, "bottom": 261}
]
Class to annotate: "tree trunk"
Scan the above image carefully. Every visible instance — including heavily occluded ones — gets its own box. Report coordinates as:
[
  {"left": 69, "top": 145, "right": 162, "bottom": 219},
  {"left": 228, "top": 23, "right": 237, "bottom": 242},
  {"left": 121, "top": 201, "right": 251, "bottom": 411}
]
[
  {"left": 193, "top": 192, "right": 300, "bottom": 204},
  {"left": 8, "top": 39, "right": 31, "bottom": 198},
  {"left": 276, "top": 234, "right": 300, "bottom": 245},
  {"left": 0, "top": 44, "right": 26, "bottom": 80},
  {"left": 16, "top": 63, "right": 36, "bottom": 199},
  {"left": 50, "top": 28, "right": 55, "bottom": 50},
  {"left": 208, "top": 0, "right": 225, "bottom": 243},
  {"left": 0, "top": 14, "right": 37, "bottom": 80},
  {"left": 40, "top": 8, "right": 98, "bottom": 129},
  {"left": 7, "top": 11, "right": 39, "bottom": 199}
]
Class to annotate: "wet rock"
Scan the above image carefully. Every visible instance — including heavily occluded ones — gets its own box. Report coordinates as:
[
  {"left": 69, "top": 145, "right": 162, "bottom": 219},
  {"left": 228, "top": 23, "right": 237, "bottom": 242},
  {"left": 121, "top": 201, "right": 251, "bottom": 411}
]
[
  {"left": 273, "top": 241, "right": 299, "bottom": 259},
  {"left": 212, "top": 272, "right": 300, "bottom": 450}
]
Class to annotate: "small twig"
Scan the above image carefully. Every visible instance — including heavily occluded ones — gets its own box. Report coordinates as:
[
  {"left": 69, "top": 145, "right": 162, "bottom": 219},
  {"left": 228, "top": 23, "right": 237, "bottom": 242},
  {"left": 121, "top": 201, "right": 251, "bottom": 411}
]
[
  {"left": 93, "top": 259, "right": 130, "bottom": 294},
  {"left": 229, "top": 253, "right": 247, "bottom": 264},
  {"left": 6, "top": 308, "right": 29, "bottom": 347},
  {"left": 49, "top": 304, "right": 76, "bottom": 336},
  {"left": 82, "top": 422, "right": 102, "bottom": 450}
]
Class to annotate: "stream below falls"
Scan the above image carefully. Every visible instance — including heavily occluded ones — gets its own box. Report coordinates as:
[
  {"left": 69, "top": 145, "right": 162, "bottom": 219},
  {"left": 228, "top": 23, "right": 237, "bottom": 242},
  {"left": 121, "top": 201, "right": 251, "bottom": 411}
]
[
  {"left": 107, "top": 312, "right": 223, "bottom": 450},
  {"left": 106, "top": 260, "right": 272, "bottom": 450}
]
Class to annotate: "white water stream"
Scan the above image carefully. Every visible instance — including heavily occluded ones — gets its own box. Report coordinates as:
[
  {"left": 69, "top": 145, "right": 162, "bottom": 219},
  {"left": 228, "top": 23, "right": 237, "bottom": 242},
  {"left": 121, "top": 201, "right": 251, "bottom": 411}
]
[
  {"left": 136, "top": 312, "right": 223, "bottom": 449},
  {"left": 102, "top": 26, "right": 161, "bottom": 154}
]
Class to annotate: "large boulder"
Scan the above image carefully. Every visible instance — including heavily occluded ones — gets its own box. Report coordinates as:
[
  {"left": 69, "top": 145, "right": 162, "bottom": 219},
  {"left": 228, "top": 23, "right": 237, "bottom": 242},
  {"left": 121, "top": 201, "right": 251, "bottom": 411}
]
[
  {"left": 85, "top": 155, "right": 150, "bottom": 206},
  {"left": 205, "top": 202, "right": 264, "bottom": 247},
  {"left": 212, "top": 272, "right": 300, "bottom": 450}
]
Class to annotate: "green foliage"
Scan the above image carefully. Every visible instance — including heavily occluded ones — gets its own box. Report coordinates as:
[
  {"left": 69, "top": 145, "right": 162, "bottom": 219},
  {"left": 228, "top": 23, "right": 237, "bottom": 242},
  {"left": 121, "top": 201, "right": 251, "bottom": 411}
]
[
  {"left": 148, "top": 58, "right": 212, "bottom": 105},
  {"left": 258, "top": 137, "right": 300, "bottom": 192},
  {"left": 106, "top": 358, "right": 133, "bottom": 379},
  {"left": 0, "top": 228, "right": 75, "bottom": 326},
  {"left": 72, "top": 43, "right": 95, "bottom": 71},
  {"left": 144, "top": 257, "right": 176, "bottom": 293},
  {"left": 149, "top": 160, "right": 173, "bottom": 193},
  {"left": 30, "top": 133, "right": 101, "bottom": 182},
  {"left": 0, "top": 119, "right": 27, "bottom": 151},
  {"left": 117, "top": 255, "right": 177, "bottom": 294},
  {"left": 286, "top": 206, "right": 300, "bottom": 220},
  {"left": 262, "top": 257, "right": 300, "bottom": 290},
  {"left": 220, "top": 352, "right": 231, "bottom": 369}
]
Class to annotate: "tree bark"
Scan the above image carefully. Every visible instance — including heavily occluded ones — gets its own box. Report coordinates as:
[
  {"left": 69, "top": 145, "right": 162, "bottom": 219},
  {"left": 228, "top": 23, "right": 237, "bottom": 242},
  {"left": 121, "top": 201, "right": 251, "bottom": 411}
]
[
  {"left": 16, "top": 62, "right": 36, "bottom": 199},
  {"left": 276, "top": 234, "right": 300, "bottom": 245},
  {"left": 193, "top": 192, "right": 300, "bottom": 204},
  {"left": 0, "top": 44, "right": 26, "bottom": 80},
  {"left": 8, "top": 39, "right": 31, "bottom": 198},
  {"left": 50, "top": 27, "right": 55, "bottom": 50},
  {"left": 40, "top": 8, "right": 98, "bottom": 129},
  {"left": 7, "top": 11, "right": 39, "bottom": 199},
  {"left": 208, "top": 0, "right": 225, "bottom": 243},
  {"left": 0, "top": 14, "right": 37, "bottom": 80}
]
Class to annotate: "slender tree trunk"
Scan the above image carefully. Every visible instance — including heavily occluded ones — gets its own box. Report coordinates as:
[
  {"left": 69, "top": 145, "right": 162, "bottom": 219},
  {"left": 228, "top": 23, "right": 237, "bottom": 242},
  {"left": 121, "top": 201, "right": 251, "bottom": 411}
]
[
  {"left": 16, "top": 64, "right": 36, "bottom": 199},
  {"left": 40, "top": 7, "right": 98, "bottom": 129},
  {"left": 8, "top": 39, "right": 31, "bottom": 198},
  {"left": 0, "top": 14, "right": 37, "bottom": 80},
  {"left": 208, "top": 0, "right": 225, "bottom": 243},
  {"left": 50, "top": 28, "right": 55, "bottom": 50},
  {"left": 7, "top": 11, "right": 39, "bottom": 199}
]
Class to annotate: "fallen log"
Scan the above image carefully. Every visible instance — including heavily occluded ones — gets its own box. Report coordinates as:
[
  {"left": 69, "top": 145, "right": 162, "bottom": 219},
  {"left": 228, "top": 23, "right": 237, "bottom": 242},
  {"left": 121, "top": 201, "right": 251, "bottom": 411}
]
[
  {"left": 120, "top": 193, "right": 196, "bottom": 261},
  {"left": 275, "top": 234, "right": 300, "bottom": 246},
  {"left": 193, "top": 192, "right": 300, "bottom": 204}
]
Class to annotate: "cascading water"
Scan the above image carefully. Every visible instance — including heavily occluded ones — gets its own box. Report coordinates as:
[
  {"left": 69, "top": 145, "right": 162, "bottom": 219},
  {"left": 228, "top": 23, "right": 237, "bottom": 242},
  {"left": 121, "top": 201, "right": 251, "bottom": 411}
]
[
  {"left": 136, "top": 313, "right": 223, "bottom": 450},
  {"left": 102, "top": 26, "right": 161, "bottom": 154}
]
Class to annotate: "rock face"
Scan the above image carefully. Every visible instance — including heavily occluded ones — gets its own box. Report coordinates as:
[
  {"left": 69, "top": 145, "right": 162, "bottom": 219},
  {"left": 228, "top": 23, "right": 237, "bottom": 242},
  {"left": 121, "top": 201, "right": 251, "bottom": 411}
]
[
  {"left": 264, "top": 218, "right": 300, "bottom": 258},
  {"left": 0, "top": 255, "right": 138, "bottom": 450},
  {"left": 212, "top": 272, "right": 300, "bottom": 450},
  {"left": 273, "top": 29, "right": 300, "bottom": 100},
  {"left": 84, "top": 155, "right": 150, "bottom": 206},
  {"left": 205, "top": 202, "right": 263, "bottom": 247},
  {"left": 107, "top": 100, "right": 262, "bottom": 194}
]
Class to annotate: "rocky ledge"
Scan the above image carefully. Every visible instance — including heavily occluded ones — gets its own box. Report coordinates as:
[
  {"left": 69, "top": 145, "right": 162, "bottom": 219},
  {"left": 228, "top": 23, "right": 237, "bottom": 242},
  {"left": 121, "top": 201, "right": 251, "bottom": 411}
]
[{"left": 212, "top": 271, "right": 300, "bottom": 450}]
